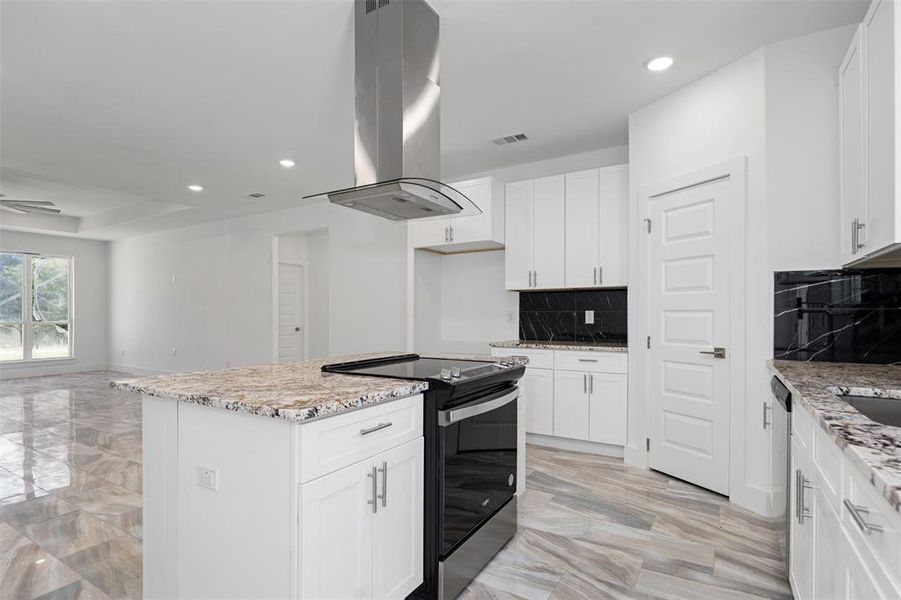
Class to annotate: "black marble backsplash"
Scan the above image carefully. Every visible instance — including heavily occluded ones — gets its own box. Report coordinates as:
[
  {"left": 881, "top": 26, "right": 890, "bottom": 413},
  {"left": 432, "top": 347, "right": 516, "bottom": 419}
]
[
  {"left": 774, "top": 269, "right": 901, "bottom": 364},
  {"left": 520, "top": 289, "right": 627, "bottom": 343}
]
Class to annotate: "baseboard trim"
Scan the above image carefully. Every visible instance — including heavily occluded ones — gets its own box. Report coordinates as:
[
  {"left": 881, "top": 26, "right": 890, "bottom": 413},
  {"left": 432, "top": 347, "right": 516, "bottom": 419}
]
[
  {"left": 527, "top": 433, "right": 624, "bottom": 458},
  {"left": 0, "top": 362, "right": 107, "bottom": 380},
  {"left": 623, "top": 444, "right": 648, "bottom": 469},
  {"left": 107, "top": 364, "right": 175, "bottom": 376}
]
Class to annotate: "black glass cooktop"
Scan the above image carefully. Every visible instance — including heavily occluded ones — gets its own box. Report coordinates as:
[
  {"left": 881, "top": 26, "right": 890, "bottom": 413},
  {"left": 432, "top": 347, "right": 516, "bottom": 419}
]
[{"left": 322, "top": 354, "right": 507, "bottom": 382}]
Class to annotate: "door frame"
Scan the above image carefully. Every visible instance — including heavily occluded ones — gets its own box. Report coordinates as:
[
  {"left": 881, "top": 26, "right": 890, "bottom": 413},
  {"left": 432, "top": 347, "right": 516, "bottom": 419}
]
[
  {"left": 272, "top": 260, "right": 308, "bottom": 364},
  {"left": 638, "top": 157, "right": 748, "bottom": 497}
]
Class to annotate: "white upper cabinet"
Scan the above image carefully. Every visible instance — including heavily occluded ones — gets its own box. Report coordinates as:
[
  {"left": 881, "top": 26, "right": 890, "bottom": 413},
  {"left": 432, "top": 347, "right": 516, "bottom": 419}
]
[
  {"left": 408, "top": 177, "right": 505, "bottom": 253},
  {"left": 840, "top": 25, "right": 867, "bottom": 264},
  {"left": 532, "top": 175, "right": 566, "bottom": 289},
  {"left": 506, "top": 165, "right": 628, "bottom": 291},
  {"left": 504, "top": 180, "right": 534, "bottom": 290},
  {"left": 565, "top": 169, "right": 601, "bottom": 287},
  {"left": 503, "top": 175, "right": 565, "bottom": 289},
  {"left": 840, "top": 0, "right": 901, "bottom": 265}
]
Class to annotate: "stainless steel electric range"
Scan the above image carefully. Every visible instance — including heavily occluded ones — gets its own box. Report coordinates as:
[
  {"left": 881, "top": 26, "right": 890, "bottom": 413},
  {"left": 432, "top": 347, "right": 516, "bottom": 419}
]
[{"left": 322, "top": 354, "right": 525, "bottom": 600}]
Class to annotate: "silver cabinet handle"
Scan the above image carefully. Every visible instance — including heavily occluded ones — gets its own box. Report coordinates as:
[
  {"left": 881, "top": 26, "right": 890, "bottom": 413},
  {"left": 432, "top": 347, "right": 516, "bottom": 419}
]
[
  {"left": 762, "top": 403, "right": 771, "bottom": 429},
  {"left": 534, "top": 271, "right": 538, "bottom": 287},
  {"left": 528, "top": 271, "right": 532, "bottom": 287},
  {"left": 583, "top": 373, "right": 587, "bottom": 393},
  {"left": 589, "top": 374, "right": 594, "bottom": 394},
  {"left": 795, "top": 469, "right": 816, "bottom": 524},
  {"left": 378, "top": 461, "right": 387, "bottom": 508},
  {"left": 851, "top": 218, "right": 866, "bottom": 254},
  {"left": 844, "top": 499, "right": 884, "bottom": 534},
  {"left": 578, "top": 358, "right": 598, "bottom": 363},
  {"left": 598, "top": 266, "right": 603, "bottom": 285},
  {"left": 360, "top": 422, "right": 392, "bottom": 436},
  {"left": 450, "top": 226, "right": 454, "bottom": 242},
  {"left": 367, "top": 466, "right": 378, "bottom": 514},
  {"left": 699, "top": 347, "right": 726, "bottom": 359},
  {"left": 593, "top": 267, "right": 597, "bottom": 285}
]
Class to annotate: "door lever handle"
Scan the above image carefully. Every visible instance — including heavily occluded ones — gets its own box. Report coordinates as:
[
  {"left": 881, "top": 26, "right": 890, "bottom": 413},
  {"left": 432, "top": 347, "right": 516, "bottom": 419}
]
[{"left": 699, "top": 347, "right": 726, "bottom": 359}]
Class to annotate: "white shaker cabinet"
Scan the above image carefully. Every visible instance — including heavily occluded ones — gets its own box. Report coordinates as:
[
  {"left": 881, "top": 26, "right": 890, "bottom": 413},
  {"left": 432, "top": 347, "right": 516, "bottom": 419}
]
[
  {"left": 408, "top": 177, "right": 505, "bottom": 253},
  {"left": 504, "top": 175, "right": 565, "bottom": 290},
  {"left": 839, "top": 25, "right": 867, "bottom": 264},
  {"left": 301, "top": 437, "right": 424, "bottom": 600},
  {"left": 564, "top": 169, "right": 600, "bottom": 288},
  {"left": 553, "top": 370, "right": 591, "bottom": 440},
  {"left": 839, "top": 0, "right": 901, "bottom": 265},
  {"left": 522, "top": 367, "right": 554, "bottom": 436},
  {"left": 588, "top": 371, "right": 627, "bottom": 446},
  {"left": 564, "top": 166, "right": 629, "bottom": 288},
  {"left": 504, "top": 180, "right": 535, "bottom": 290}
]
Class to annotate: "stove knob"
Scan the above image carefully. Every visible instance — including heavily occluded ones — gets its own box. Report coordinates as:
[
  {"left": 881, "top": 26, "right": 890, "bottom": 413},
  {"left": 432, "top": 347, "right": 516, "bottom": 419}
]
[
  {"left": 440, "top": 368, "right": 452, "bottom": 380},
  {"left": 451, "top": 367, "right": 462, "bottom": 379}
]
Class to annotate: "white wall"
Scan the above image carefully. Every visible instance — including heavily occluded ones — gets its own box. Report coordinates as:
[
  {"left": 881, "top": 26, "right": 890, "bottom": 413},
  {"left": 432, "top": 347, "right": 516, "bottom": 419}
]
[
  {"left": 412, "top": 249, "right": 518, "bottom": 355},
  {"left": 306, "top": 230, "right": 330, "bottom": 360},
  {"left": 457, "top": 145, "right": 628, "bottom": 184},
  {"left": 109, "top": 200, "right": 405, "bottom": 374},
  {"left": 0, "top": 230, "right": 108, "bottom": 378},
  {"left": 627, "top": 25, "right": 855, "bottom": 517},
  {"left": 766, "top": 24, "right": 855, "bottom": 271},
  {"left": 628, "top": 49, "right": 770, "bottom": 514}
]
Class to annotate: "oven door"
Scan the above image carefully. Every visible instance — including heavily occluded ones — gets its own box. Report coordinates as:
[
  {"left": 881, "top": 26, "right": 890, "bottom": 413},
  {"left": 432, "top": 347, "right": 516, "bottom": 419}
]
[{"left": 437, "top": 385, "right": 518, "bottom": 556}]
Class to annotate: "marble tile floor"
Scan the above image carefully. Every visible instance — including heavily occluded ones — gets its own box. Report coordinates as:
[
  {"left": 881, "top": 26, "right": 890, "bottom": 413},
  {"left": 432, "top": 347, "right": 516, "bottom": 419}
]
[
  {"left": 0, "top": 371, "right": 141, "bottom": 599},
  {"left": 0, "top": 371, "right": 791, "bottom": 599},
  {"left": 460, "top": 446, "right": 791, "bottom": 600}
]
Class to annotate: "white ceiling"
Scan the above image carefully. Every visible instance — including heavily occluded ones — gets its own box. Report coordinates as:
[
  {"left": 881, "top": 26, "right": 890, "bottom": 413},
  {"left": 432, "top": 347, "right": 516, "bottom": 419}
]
[{"left": 0, "top": 0, "right": 867, "bottom": 240}]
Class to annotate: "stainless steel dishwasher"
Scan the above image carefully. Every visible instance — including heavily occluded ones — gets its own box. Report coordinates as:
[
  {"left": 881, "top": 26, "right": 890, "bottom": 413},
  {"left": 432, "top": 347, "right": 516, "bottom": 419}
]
[{"left": 770, "top": 375, "right": 792, "bottom": 572}]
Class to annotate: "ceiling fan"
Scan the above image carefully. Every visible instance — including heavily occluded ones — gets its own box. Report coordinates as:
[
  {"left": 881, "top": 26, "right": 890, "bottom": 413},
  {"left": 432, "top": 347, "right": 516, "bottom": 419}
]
[{"left": 0, "top": 194, "right": 61, "bottom": 215}]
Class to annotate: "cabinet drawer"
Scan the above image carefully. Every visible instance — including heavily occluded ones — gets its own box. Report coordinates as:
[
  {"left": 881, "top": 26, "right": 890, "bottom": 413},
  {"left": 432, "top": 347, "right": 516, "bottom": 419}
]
[
  {"left": 490, "top": 348, "right": 554, "bottom": 369},
  {"left": 554, "top": 351, "right": 626, "bottom": 373},
  {"left": 299, "top": 395, "right": 423, "bottom": 483},
  {"left": 843, "top": 464, "right": 901, "bottom": 592}
]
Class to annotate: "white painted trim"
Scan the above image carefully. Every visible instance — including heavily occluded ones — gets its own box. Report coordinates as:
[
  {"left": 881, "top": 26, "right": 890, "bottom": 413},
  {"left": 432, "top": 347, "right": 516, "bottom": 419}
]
[
  {"left": 0, "top": 362, "right": 107, "bottom": 379},
  {"left": 107, "top": 364, "right": 176, "bottom": 377},
  {"left": 527, "top": 433, "right": 624, "bottom": 459},
  {"left": 635, "top": 157, "right": 749, "bottom": 500}
]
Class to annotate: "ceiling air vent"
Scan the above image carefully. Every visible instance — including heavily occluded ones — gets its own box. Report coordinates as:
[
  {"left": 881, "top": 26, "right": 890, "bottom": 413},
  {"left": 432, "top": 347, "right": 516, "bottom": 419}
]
[{"left": 491, "top": 133, "right": 529, "bottom": 146}]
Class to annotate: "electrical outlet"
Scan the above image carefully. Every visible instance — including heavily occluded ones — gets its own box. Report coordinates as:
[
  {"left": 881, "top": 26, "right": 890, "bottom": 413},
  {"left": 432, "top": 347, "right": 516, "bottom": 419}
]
[
  {"left": 585, "top": 310, "right": 594, "bottom": 325},
  {"left": 197, "top": 467, "right": 219, "bottom": 491},
  {"left": 171, "top": 274, "right": 177, "bottom": 284}
]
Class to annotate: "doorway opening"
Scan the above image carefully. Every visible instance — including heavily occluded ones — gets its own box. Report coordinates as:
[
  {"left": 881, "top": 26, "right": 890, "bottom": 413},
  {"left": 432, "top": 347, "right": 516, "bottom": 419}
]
[{"left": 274, "top": 230, "right": 330, "bottom": 362}]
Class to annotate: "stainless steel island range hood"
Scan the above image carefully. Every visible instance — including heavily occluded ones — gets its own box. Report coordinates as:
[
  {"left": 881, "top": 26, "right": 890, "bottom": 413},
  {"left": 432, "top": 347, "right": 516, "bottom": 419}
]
[{"left": 305, "top": 0, "right": 479, "bottom": 222}]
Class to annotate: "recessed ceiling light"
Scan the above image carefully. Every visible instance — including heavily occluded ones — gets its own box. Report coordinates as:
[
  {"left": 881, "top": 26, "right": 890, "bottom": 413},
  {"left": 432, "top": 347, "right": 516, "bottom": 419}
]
[
  {"left": 279, "top": 159, "right": 295, "bottom": 168},
  {"left": 187, "top": 184, "right": 203, "bottom": 192},
  {"left": 646, "top": 56, "right": 674, "bottom": 72}
]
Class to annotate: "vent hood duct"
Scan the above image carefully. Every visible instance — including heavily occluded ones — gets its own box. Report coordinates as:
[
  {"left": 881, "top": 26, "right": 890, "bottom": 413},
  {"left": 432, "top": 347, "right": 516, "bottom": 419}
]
[{"left": 305, "top": 0, "right": 480, "bottom": 222}]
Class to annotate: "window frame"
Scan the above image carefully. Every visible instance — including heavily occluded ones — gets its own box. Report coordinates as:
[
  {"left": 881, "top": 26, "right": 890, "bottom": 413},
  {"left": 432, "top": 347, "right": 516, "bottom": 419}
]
[{"left": 0, "top": 251, "right": 74, "bottom": 363}]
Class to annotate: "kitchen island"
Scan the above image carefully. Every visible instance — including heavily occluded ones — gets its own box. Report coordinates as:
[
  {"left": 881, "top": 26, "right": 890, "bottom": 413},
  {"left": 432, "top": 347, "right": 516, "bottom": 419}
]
[{"left": 114, "top": 353, "right": 436, "bottom": 600}]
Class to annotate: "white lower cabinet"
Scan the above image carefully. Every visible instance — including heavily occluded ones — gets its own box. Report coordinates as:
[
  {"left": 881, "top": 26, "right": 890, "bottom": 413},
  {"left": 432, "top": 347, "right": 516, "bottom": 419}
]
[
  {"left": 491, "top": 348, "right": 627, "bottom": 447},
  {"left": 553, "top": 370, "right": 590, "bottom": 440},
  {"left": 790, "top": 404, "right": 900, "bottom": 600},
  {"left": 301, "top": 437, "right": 424, "bottom": 600},
  {"left": 522, "top": 368, "right": 554, "bottom": 436}
]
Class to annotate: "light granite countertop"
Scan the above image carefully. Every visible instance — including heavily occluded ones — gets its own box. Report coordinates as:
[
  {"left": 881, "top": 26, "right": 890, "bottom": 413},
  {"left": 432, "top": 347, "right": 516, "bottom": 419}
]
[
  {"left": 112, "top": 352, "right": 523, "bottom": 423},
  {"left": 490, "top": 339, "right": 628, "bottom": 353},
  {"left": 769, "top": 360, "right": 901, "bottom": 512}
]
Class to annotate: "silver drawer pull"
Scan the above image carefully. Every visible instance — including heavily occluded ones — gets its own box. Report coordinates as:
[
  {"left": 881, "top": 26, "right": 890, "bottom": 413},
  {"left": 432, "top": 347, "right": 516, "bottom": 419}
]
[
  {"left": 844, "top": 499, "right": 884, "bottom": 534},
  {"left": 360, "top": 422, "right": 393, "bottom": 436},
  {"left": 378, "top": 461, "right": 387, "bottom": 508},
  {"left": 578, "top": 358, "right": 598, "bottom": 363}
]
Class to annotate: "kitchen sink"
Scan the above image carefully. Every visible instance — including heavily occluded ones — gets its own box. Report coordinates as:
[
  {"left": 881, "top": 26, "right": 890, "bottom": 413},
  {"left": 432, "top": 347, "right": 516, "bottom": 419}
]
[{"left": 838, "top": 395, "right": 901, "bottom": 428}]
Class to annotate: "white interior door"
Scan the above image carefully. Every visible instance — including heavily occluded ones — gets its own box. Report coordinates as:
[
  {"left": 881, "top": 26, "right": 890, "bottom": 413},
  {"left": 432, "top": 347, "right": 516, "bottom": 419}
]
[
  {"left": 647, "top": 174, "right": 735, "bottom": 495},
  {"left": 277, "top": 263, "right": 303, "bottom": 363}
]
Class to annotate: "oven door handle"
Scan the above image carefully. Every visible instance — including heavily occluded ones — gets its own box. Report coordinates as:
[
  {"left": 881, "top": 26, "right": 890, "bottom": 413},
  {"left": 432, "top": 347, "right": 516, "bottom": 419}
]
[{"left": 439, "top": 389, "right": 519, "bottom": 426}]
